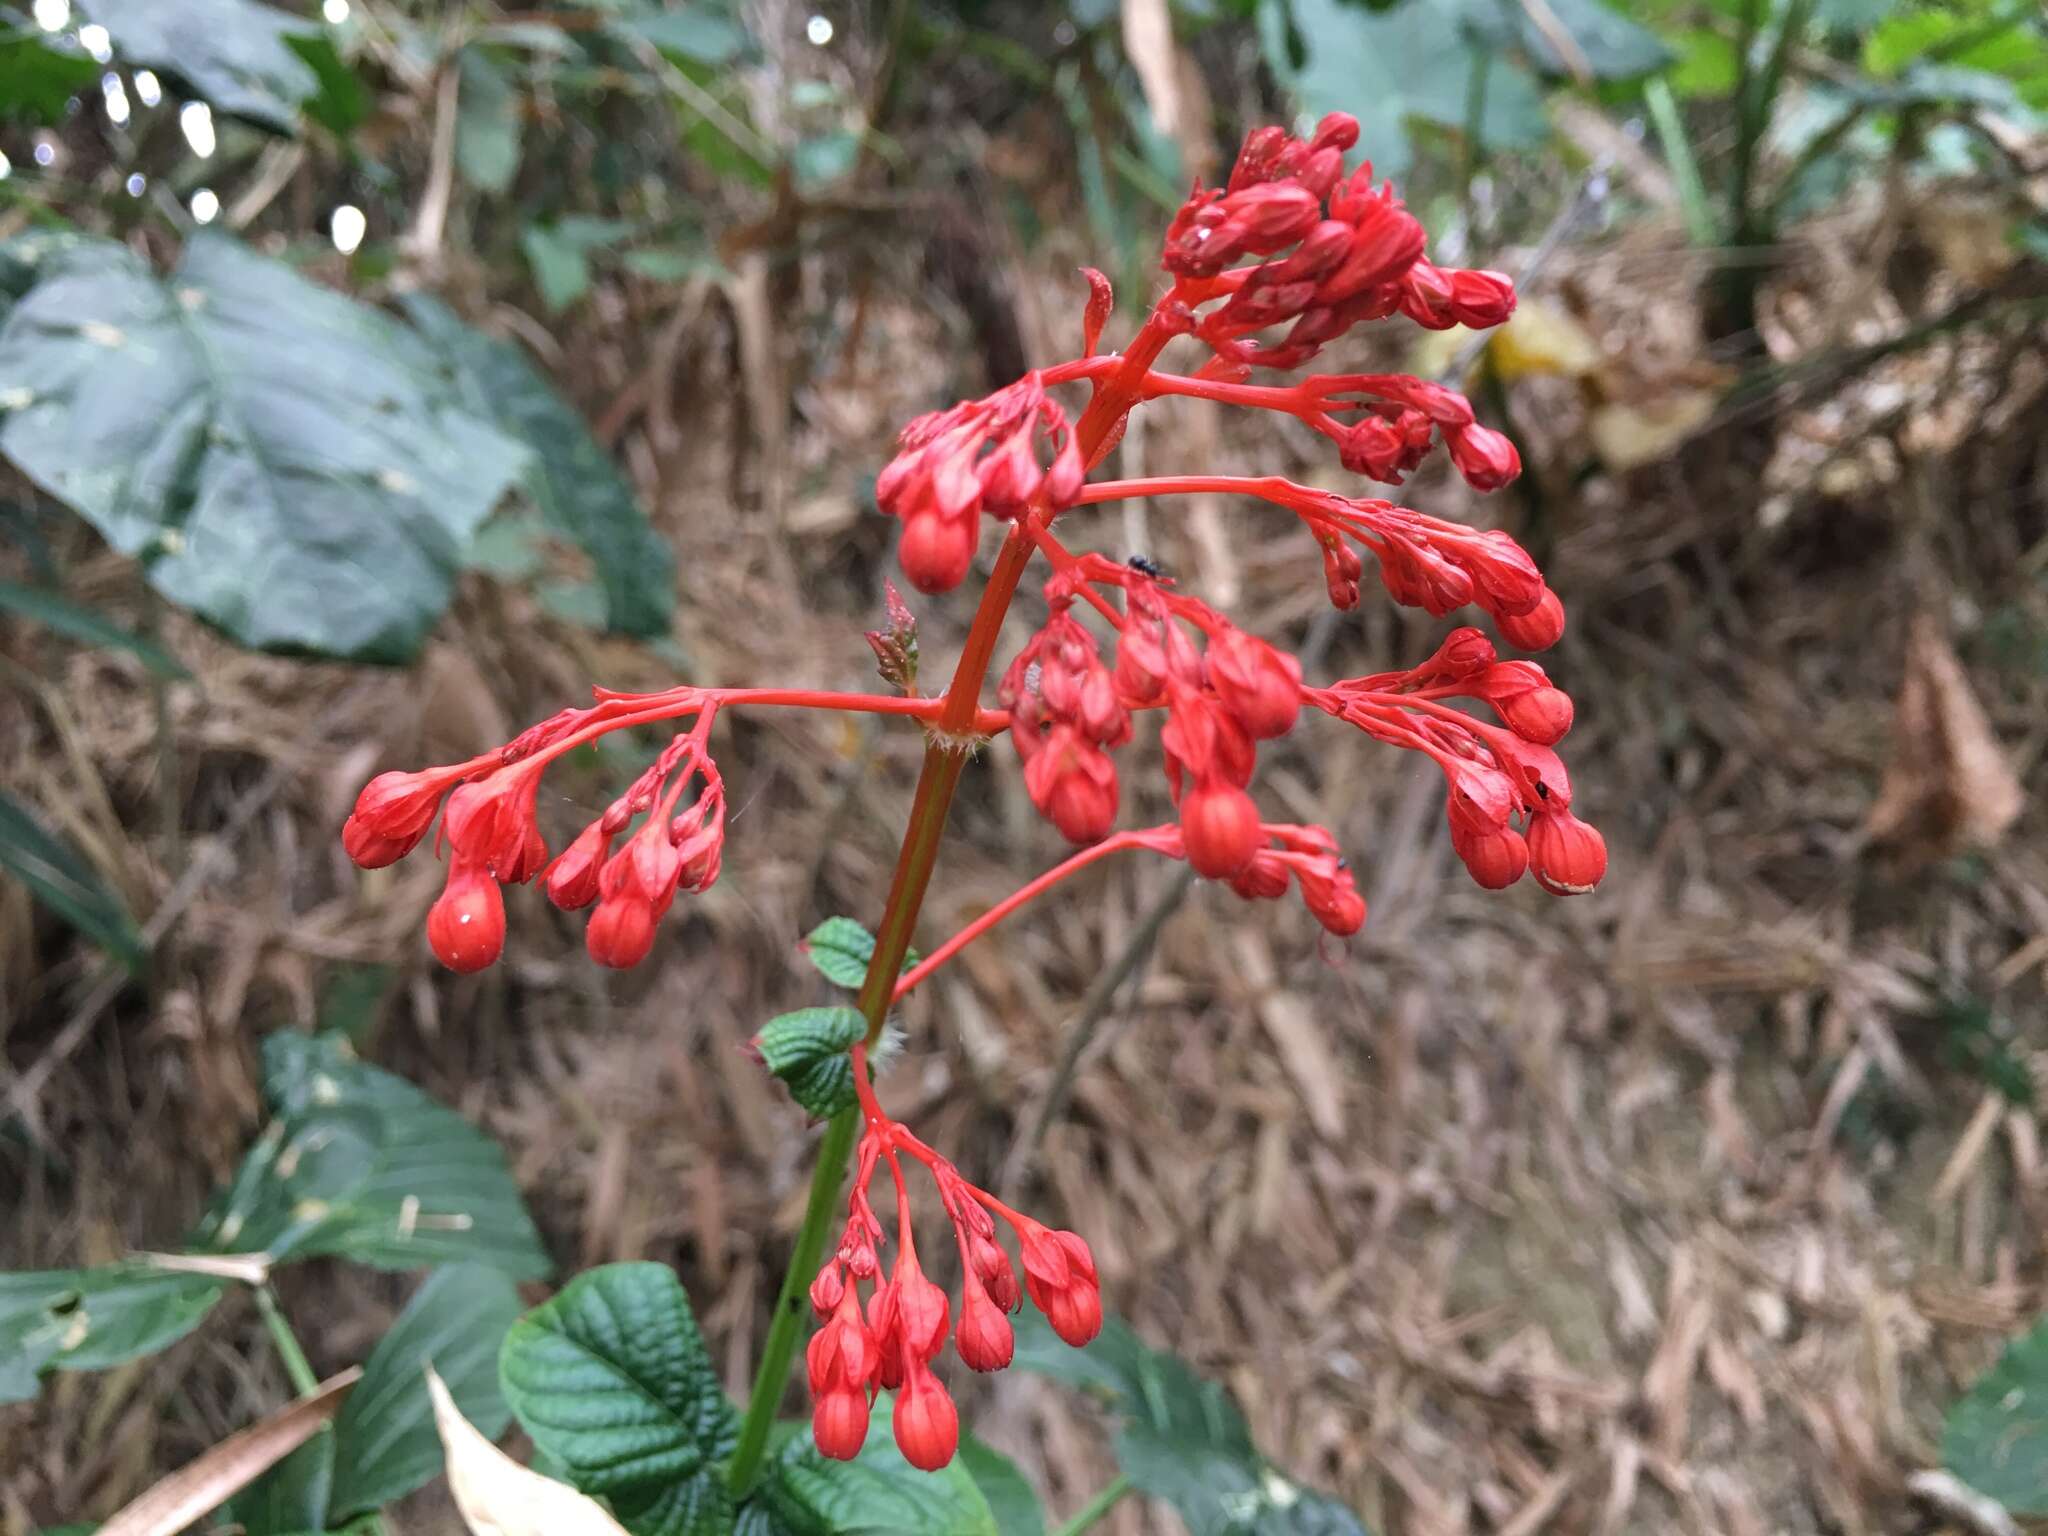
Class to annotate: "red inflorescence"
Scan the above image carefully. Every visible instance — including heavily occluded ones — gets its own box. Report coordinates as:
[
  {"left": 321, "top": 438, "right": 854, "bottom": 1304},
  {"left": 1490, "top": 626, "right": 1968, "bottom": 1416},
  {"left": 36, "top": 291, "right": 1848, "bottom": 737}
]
[
  {"left": 344, "top": 110, "right": 1608, "bottom": 1475},
  {"left": 806, "top": 1109, "right": 1101, "bottom": 1471}
]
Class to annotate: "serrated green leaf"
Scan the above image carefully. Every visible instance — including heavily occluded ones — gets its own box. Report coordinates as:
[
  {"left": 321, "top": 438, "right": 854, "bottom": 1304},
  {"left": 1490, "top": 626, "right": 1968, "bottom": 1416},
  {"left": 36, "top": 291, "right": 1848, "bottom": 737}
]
[
  {"left": 1012, "top": 1311, "right": 1371, "bottom": 1536},
  {"left": 402, "top": 295, "right": 675, "bottom": 637},
  {"left": 0, "top": 580, "right": 188, "bottom": 677},
  {"left": 957, "top": 1436, "right": 1045, "bottom": 1536},
  {"left": 1944, "top": 1317, "right": 2048, "bottom": 1515},
  {"left": 0, "top": 791, "right": 146, "bottom": 972},
  {"left": 736, "top": 1400, "right": 998, "bottom": 1536},
  {"left": 0, "top": 1263, "right": 224, "bottom": 1403},
  {"left": 78, "top": 0, "right": 322, "bottom": 131},
  {"left": 804, "top": 917, "right": 877, "bottom": 988},
  {"left": 190, "top": 1032, "right": 551, "bottom": 1278},
  {"left": 326, "top": 1263, "right": 526, "bottom": 1519},
  {"left": 754, "top": 1006, "right": 865, "bottom": 1118},
  {"left": 0, "top": 31, "right": 100, "bottom": 125},
  {"left": 0, "top": 232, "right": 531, "bottom": 662},
  {"left": 500, "top": 1263, "right": 738, "bottom": 1536},
  {"left": 456, "top": 46, "right": 523, "bottom": 194}
]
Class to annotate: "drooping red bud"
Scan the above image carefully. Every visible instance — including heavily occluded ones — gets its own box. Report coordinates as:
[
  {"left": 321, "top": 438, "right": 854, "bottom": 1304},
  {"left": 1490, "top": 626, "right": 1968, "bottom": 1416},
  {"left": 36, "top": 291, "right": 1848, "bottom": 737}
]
[
  {"left": 1448, "top": 267, "right": 1517, "bottom": 328},
  {"left": 1080, "top": 267, "right": 1113, "bottom": 356},
  {"left": 1179, "top": 779, "right": 1262, "bottom": 879},
  {"left": 813, "top": 1388, "right": 869, "bottom": 1461},
  {"left": 1207, "top": 628, "right": 1303, "bottom": 740},
  {"left": 544, "top": 821, "right": 612, "bottom": 910},
  {"left": 1497, "top": 587, "right": 1566, "bottom": 651},
  {"left": 897, "top": 512, "right": 978, "bottom": 595},
  {"left": 427, "top": 858, "right": 505, "bottom": 973},
  {"left": 1017, "top": 1225, "right": 1102, "bottom": 1347},
  {"left": 1450, "top": 822, "right": 1529, "bottom": 890},
  {"left": 1446, "top": 423, "right": 1522, "bottom": 493},
  {"left": 1025, "top": 727, "right": 1119, "bottom": 845},
  {"left": 1527, "top": 811, "right": 1606, "bottom": 896},
  {"left": 1497, "top": 686, "right": 1574, "bottom": 745},
  {"left": 955, "top": 1282, "right": 1015, "bottom": 1373},
  {"left": 892, "top": 1362, "right": 960, "bottom": 1471},
  {"left": 1228, "top": 849, "right": 1290, "bottom": 901},
  {"left": 586, "top": 895, "right": 657, "bottom": 968}
]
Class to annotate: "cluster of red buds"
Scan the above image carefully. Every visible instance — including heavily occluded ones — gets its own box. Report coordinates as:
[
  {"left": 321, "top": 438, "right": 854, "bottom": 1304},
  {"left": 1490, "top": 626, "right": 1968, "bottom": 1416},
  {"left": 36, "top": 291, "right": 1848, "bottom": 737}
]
[
  {"left": 343, "top": 109, "right": 1607, "bottom": 1476},
  {"left": 343, "top": 689, "right": 731, "bottom": 972},
  {"left": 807, "top": 1103, "right": 1099, "bottom": 1470}
]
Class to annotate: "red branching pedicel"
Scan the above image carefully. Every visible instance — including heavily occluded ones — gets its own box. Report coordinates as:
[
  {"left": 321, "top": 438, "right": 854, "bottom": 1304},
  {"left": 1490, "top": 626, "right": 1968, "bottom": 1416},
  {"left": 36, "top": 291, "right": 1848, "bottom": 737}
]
[{"left": 343, "top": 112, "right": 1606, "bottom": 1470}]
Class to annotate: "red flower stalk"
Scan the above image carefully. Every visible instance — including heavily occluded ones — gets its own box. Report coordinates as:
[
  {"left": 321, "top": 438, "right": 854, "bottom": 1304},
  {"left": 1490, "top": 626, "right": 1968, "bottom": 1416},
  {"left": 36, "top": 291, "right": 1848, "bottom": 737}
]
[{"left": 344, "top": 110, "right": 1608, "bottom": 1478}]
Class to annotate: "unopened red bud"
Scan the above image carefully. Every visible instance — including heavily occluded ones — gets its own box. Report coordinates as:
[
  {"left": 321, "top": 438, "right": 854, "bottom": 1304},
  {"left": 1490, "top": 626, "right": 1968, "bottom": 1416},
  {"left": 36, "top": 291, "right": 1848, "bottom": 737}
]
[
  {"left": 956, "top": 1286, "right": 1015, "bottom": 1372},
  {"left": 813, "top": 1388, "right": 869, "bottom": 1461},
  {"left": 1180, "top": 779, "right": 1262, "bottom": 879},
  {"left": 342, "top": 816, "right": 414, "bottom": 870},
  {"left": 892, "top": 1364, "right": 960, "bottom": 1471},
  {"left": 586, "top": 896, "right": 657, "bottom": 968},
  {"left": 1447, "top": 423, "right": 1521, "bottom": 492},
  {"left": 345, "top": 767, "right": 459, "bottom": 867},
  {"left": 1080, "top": 267, "right": 1113, "bottom": 356},
  {"left": 1451, "top": 822, "right": 1528, "bottom": 890},
  {"left": 1319, "top": 201, "right": 1426, "bottom": 302},
  {"left": 1228, "top": 849, "right": 1290, "bottom": 901},
  {"left": 427, "top": 859, "right": 505, "bottom": 973},
  {"left": 1399, "top": 259, "right": 1457, "bottom": 329},
  {"left": 1497, "top": 587, "right": 1565, "bottom": 651},
  {"left": 1430, "top": 626, "right": 1497, "bottom": 679},
  {"left": 898, "top": 513, "right": 977, "bottom": 595},
  {"left": 1528, "top": 811, "right": 1606, "bottom": 896},
  {"left": 1498, "top": 686, "right": 1574, "bottom": 745},
  {"left": 1208, "top": 629, "right": 1303, "bottom": 740},
  {"left": 1311, "top": 112, "right": 1360, "bottom": 153},
  {"left": 1448, "top": 267, "right": 1517, "bottom": 328},
  {"left": 1025, "top": 729, "right": 1120, "bottom": 845},
  {"left": 1309, "top": 882, "right": 1366, "bottom": 936},
  {"left": 1017, "top": 1225, "right": 1102, "bottom": 1347},
  {"left": 809, "top": 1263, "right": 845, "bottom": 1319},
  {"left": 544, "top": 822, "right": 612, "bottom": 910},
  {"left": 970, "top": 1233, "right": 1020, "bottom": 1312}
]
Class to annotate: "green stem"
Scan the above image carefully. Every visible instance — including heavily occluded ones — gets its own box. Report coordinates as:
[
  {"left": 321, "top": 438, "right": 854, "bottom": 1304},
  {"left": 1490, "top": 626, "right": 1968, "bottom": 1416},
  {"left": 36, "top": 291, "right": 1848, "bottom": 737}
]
[
  {"left": 1053, "top": 1473, "right": 1134, "bottom": 1536},
  {"left": 723, "top": 303, "right": 1181, "bottom": 1499},
  {"left": 255, "top": 1283, "right": 319, "bottom": 1398}
]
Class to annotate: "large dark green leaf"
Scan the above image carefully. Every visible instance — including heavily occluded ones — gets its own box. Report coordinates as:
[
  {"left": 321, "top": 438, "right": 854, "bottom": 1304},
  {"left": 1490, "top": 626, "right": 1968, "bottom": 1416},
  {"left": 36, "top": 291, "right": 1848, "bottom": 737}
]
[
  {"left": 0, "top": 790, "right": 147, "bottom": 972},
  {"left": 329, "top": 1262, "right": 526, "bottom": 1518},
  {"left": 735, "top": 1405, "right": 999, "bottom": 1536},
  {"left": 1944, "top": 1317, "right": 2048, "bottom": 1515},
  {"left": 956, "top": 1436, "right": 1045, "bottom": 1536},
  {"left": 1013, "top": 1311, "right": 1370, "bottom": 1536},
  {"left": 500, "top": 1262, "right": 738, "bottom": 1536},
  {"left": 1267, "top": 0, "right": 1549, "bottom": 176},
  {"left": 0, "top": 29, "right": 100, "bottom": 125},
  {"left": 0, "top": 232, "right": 530, "bottom": 662},
  {"left": 0, "top": 1263, "right": 225, "bottom": 1403},
  {"left": 77, "top": 0, "right": 322, "bottom": 131},
  {"left": 401, "top": 295, "right": 675, "bottom": 637},
  {"left": 0, "top": 580, "right": 189, "bottom": 677},
  {"left": 189, "top": 1032, "right": 551, "bottom": 1279}
]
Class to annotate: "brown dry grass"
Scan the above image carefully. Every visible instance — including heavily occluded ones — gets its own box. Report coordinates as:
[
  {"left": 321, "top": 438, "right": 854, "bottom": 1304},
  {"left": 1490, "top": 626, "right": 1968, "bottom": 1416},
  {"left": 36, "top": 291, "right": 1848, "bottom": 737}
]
[{"left": 4, "top": 161, "right": 2047, "bottom": 1536}]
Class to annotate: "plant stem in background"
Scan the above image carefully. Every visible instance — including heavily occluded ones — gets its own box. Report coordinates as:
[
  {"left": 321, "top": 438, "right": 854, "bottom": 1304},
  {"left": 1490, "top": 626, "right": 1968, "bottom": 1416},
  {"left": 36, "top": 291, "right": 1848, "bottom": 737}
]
[
  {"left": 1053, "top": 1473, "right": 1133, "bottom": 1536},
  {"left": 254, "top": 1283, "right": 319, "bottom": 1398},
  {"left": 724, "top": 308, "right": 1180, "bottom": 1496}
]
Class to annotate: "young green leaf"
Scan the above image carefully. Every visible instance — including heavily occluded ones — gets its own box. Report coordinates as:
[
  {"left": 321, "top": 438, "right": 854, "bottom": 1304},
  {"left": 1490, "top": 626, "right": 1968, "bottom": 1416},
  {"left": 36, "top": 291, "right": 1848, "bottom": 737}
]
[
  {"left": 0, "top": 233, "right": 532, "bottom": 662},
  {"left": 499, "top": 1263, "right": 739, "bottom": 1536},
  {"left": 1012, "top": 1310, "right": 1372, "bottom": 1536},
  {"left": 189, "top": 1032, "right": 551, "bottom": 1279},
  {"left": 0, "top": 791, "right": 147, "bottom": 972},
  {"left": 800, "top": 917, "right": 917, "bottom": 990},
  {"left": 753, "top": 1007, "right": 865, "bottom": 1118},
  {"left": 0, "top": 580, "right": 189, "bottom": 678},
  {"left": 402, "top": 295, "right": 676, "bottom": 638},
  {"left": 1943, "top": 1317, "right": 2048, "bottom": 1515},
  {"left": 0, "top": 1263, "right": 225, "bottom": 1403},
  {"left": 324, "top": 1263, "right": 526, "bottom": 1520},
  {"left": 734, "top": 1402, "right": 999, "bottom": 1536},
  {"left": 456, "top": 46, "right": 524, "bottom": 195}
]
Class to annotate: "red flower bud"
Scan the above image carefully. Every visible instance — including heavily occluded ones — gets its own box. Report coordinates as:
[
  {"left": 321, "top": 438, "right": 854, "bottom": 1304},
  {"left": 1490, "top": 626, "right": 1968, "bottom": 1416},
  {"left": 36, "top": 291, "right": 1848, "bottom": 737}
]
[
  {"left": 897, "top": 512, "right": 978, "bottom": 595},
  {"left": 1527, "top": 811, "right": 1606, "bottom": 896},
  {"left": 1451, "top": 822, "right": 1528, "bottom": 890},
  {"left": 970, "top": 1233, "right": 1020, "bottom": 1312},
  {"left": 1080, "top": 267, "right": 1113, "bottom": 356},
  {"left": 1208, "top": 628, "right": 1303, "bottom": 740},
  {"left": 443, "top": 771, "right": 545, "bottom": 882},
  {"left": 809, "top": 1263, "right": 845, "bottom": 1319},
  {"left": 1025, "top": 727, "right": 1120, "bottom": 845},
  {"left": 1446, "top": 423, "right": 1521, "bottom": 493},
  {"left": 427, "top": 858, "right": 505, "bottom": 973},
  {"left": 1496, "top": 587, "right": 1565, "bottom": 651},
  {"left": 344, "top": 767, "right": 460, "bottom": 868},
  {"left": 586, "top": 895, "right": 657, "bottom": 969},
  {"left": 1497, "top": 686, "right": 1574, "bottom": 745},
  {"left": 1179, "top": 778, "right": 1262, "bottom": 879},
  {"left": 1228, "top": 848, "right": 1290, "bottom": 901},
  {"left": 544, "top": 821, "right": 612, "bottom": 910},
  {"left": 955, "top": 1283, "right": 1015, "bottom": 1372},
  {"left": 1448, "top": 267, "right": 1517, "bottom": 328},
  {"left": 812, "top": 1388, "right": 869, "bottom": 1461},
  {"left": 892, "top": 1363, "right": 959, "bottom": 1471}
]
